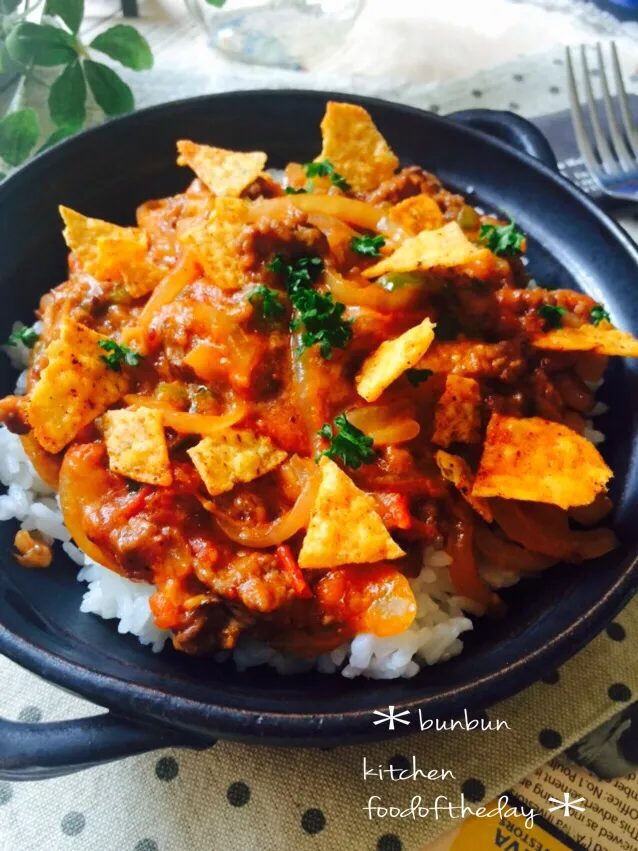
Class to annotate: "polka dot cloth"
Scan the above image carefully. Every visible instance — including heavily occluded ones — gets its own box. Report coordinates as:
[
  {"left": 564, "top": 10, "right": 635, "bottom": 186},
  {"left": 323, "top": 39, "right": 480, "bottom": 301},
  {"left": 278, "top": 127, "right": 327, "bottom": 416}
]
[{"left": 1, "top": 43, "right": 638, "bottom": 851}]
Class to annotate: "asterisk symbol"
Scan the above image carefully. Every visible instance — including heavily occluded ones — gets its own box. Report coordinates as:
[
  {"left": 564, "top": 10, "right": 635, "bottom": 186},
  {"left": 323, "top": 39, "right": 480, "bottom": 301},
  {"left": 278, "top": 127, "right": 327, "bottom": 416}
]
[
  {"left": 548, "top": 793, "right": 586, "bottom": 817},
  {"left": 372, "top": 705, "right": 411, "bottom": 730}
]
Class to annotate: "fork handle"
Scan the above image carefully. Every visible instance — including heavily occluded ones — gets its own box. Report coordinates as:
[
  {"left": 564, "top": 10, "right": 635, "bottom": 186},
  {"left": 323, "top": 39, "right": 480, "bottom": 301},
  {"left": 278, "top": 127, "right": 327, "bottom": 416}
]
[{"left": 449, "top": 109, "right": 558, "bottom": 171}]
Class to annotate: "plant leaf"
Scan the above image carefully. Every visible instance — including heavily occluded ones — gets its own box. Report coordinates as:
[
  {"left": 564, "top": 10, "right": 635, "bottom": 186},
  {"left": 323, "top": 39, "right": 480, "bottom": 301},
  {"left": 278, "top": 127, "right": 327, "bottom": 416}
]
[
  {"left": 90, "top": 25, "right": 153, "bottom": 71},
  {"left": 48, "top": 60, "right": 86, "bottom": 129},
  {"left": 37, "top": 125, "right": 76, "bottom": 153},
  {"left": 84, "top": 59, "right": 134, "bottom": 116},
  {"left": 204, "top": 0, "right": 227, "bottom": 5},
  {"left": 0, "top": 108, "right": 39, "bottom": 167},
  {"left": 44, "top": 0, "right": 84, "bottom": 34},
  {"left": 6, "top": 22, "right": 78, "bottom": 67}
]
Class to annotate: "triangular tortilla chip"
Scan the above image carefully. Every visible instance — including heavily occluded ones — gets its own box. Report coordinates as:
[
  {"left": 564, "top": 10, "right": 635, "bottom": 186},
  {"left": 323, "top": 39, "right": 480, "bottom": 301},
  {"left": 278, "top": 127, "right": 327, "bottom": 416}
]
[
  {"left": 177, "top": 141, "right": 267, "bottom": 197},
  {"left": 60, "top": 206, "right": 146, "bottom": 274},
  {"left": 533, "top": 324, "right": 638, "bottom": 357},
  {"left": 318, "top": 102, "right": 399, "bottom": 194},
  {"left": 435, "top": 450, "right": 493, "bottom": 523},
  {"left": 179, "top": 198, "right": 250, "bottom": 290},
  {"left": 356, "top": 317, "right": 436, "bottom": 402},
  {"left": 104, "top": 407, "right": 172, "bottom": 486},
  {"left": 388, "top": 195, "right": 444, "bottom": 235},
  {"left": 27, "top": 319, "right": 129, "bottom": 454},
  {"left": 432, "top": 375, "right": 482, "bottom": 447},
  {"left": 60, "top": 207, "right": 162, "bottom": 298},
  {"left": 188, "top": 429, "right": 287, "bottom": 496},
  {"left": 472, "top": 413, "right": 612, "bottom": 510},
  {"left": 363, "top": 221, "right": 493, "bottom": 279},
  {"left": 298, "top": 457, "right": 405, "bottom": 568}
]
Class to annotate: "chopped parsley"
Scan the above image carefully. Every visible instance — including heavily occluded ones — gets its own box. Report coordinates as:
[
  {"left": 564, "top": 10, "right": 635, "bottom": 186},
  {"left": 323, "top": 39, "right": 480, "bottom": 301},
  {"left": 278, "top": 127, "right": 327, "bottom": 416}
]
[
  {"left": 285, "top": 186, "right": 307, "bottom": 195},
  {"left": 479, "top": 220, "right": 525, "bottom": 256},
  {"left": 305, "top": 160, "right": 351, "bottom": 192},
  {"left": 406, "top": 368, "right": 433, "bottom": 387},
  {"left": 537, "top": 304, "right": 567, "bottom": 331},
  {"left": 98, "top": 339, "right": 143, "bottom": 372},
  {"left": 248, "top": 285, "right": 286, "bottom": 321},
  {"left": 7, "top": 325, "right": 38, "bottom": 348},
  {"left": 316, "top": 413, "right": 375, "bottom": 470},
  {"left": 267, "top": 253, "right": 353, "bottom": 359},
  {"left": 351, "top": 234, "right": 386, "bottom": 257},
  {"left": 590, "top": 304, "right": 611, "bottom": 326}
]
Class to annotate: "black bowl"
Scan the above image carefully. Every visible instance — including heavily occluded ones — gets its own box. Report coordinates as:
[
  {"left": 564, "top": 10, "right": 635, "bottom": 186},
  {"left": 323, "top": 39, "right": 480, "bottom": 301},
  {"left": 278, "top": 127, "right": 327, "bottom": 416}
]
[{"left": 0, "top": 91, "right": 637, "bottom": 780}]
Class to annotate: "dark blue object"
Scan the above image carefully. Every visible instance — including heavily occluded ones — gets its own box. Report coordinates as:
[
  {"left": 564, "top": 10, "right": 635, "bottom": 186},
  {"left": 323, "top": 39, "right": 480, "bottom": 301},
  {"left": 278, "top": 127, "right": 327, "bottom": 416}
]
[{"left": 0, "top": 93, "right": 636, "bottom": 779}]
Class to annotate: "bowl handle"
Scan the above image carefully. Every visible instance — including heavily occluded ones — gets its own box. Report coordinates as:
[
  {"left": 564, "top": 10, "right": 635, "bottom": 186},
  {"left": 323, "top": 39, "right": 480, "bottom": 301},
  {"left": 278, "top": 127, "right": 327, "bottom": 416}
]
[
  {"left": 448, "top": 109, "right": 558, "bottom": 171},
  {"left": 0, "top": 713, "right": 212, "bottom": 780}
]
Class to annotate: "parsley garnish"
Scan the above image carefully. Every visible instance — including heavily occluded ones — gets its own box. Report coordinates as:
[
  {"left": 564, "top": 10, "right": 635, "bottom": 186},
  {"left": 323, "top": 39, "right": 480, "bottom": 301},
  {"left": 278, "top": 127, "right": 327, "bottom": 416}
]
[
  {"left": 590, "top": 304, "right": 610, "bottom": 326},
  {"left": 479, "top": 220, "right": 525, "bottom": 256},
  {"left": 267, "top": 254, "right": 353, "bottom": 359},
  {"left": 305, "top": 160, "right": 351, "bottom": 192},
  {"left": 285, "top": 186, "right": 307, "bottom": 195},
  {"left": 7, "top": 325, "right": 38, "bottom": 348},
  {"left": 351, "top": 235, "right": 386, "bottom": 257},
  {"left": 248, "top": 285, "right": 285, "bottom": 321},
  {"left": 406, "top": 368, "right": 433, "bottom": 387},
  {"left": 316, "top": 413, "right": 375, "bottom": 470},
  {"left": 98, "top": 339, "right": 142, "bottom": 372},
  {"left": 537, "top": 304, "right": 567, "bottom": 331}
]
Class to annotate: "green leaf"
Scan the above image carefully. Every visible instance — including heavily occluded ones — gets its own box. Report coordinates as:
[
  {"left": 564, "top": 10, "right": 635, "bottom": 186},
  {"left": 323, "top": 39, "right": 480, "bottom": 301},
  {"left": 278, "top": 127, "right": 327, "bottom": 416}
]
[
  {"left": 6, "top": 23, "right": 78, "bottom": 67},
  {"left": 48, "top": 60, "right": 86, "bottom": 129},
  {"left": 0, "top": 108, "right": 39, "bottom": 167},
  {"left": 84, "top": 59, "right": 134, "bottom": 116},
  {"left": 204, "top": 0, "right": 227, "bottom": 5},
  {"left": 90, "top": 25, "right": 153, "bottom": 71},
  {"left": 44, "top": 0, "right": 84, "bottom": 34},
  {"left": 37, "top": 125, "right": 76, "bottom": 153}
]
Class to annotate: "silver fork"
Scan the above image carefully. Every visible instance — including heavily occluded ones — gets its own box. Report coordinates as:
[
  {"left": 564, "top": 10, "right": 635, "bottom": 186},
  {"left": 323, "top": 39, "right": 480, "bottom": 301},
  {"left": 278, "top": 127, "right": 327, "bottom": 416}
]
[{"left": 566, "top": 42, "right": 638, "bottom": 202}]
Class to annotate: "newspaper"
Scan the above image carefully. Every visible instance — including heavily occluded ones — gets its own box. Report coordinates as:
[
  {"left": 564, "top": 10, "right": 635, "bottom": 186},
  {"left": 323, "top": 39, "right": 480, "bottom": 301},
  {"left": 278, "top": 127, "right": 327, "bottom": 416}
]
[{"left": 426, "top": 703, "right": 638, "bottom": 851}]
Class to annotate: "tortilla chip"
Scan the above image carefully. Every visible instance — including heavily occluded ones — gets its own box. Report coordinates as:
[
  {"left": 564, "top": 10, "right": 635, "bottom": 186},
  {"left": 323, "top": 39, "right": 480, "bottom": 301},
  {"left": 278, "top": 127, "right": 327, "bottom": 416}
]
[
  {"left": 60, "top": 206, "right": 162, "bottom": 298},
  {"left": 435, "top": 450, "right": 493, "bottom": 523},
  {"left": 103, "top": 407, "right": 172, "bottom": 487},
  {"left": 533, "top": 324, "right": 638, "bottom": 357},
  {"left": 60, "top": 206, "right": 147, "bottom": 275},
  {"left": 298, "top": 457, "right": 405, "bottom": 568},
  {"left": 318, "top": 102, "right": 399, "bottom": 194},
  {"left": 96, "top": 236, "right": 165, "bottom": 298},
  {"left": 432, "top": 375, "right": 482, "bottom": 447},
  {"left": 187, "top": 429, "right": 287, "bottom": 496},
  {"left": 472, "top": 413, "right": 612, "bottom": 510},
  {"left": 356, "top": 317, "right": 436, "bottom": 402},
  {"left": 177, "top": 141, "right": 267, "bottom": 198},
  {"left": 363, "top": 222, "right": 493, "bottom": 279},
  {"left": 179, "top": 198, "right": 250, "bottom": 290},
  {"left": 388, "top": 195, "right": 444, "bottom": 235},
  {"left": 27, "top": 319, "right": 129, "bottom": 454}
]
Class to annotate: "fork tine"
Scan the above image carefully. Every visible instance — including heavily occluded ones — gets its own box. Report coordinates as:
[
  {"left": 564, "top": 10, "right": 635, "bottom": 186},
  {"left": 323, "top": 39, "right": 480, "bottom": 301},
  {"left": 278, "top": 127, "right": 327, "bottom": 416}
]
[
  {"left": 610, "top": 41, "right": 638, "bottom": 155},
  {"left": 595, "top": 42, "right": 634, "bottom": 170},
  {"left": 580, "top": 45, "right": 617, "bottom": 172},
  {"left": 566, "top": 47, "right": 605, "bottom": 183}
]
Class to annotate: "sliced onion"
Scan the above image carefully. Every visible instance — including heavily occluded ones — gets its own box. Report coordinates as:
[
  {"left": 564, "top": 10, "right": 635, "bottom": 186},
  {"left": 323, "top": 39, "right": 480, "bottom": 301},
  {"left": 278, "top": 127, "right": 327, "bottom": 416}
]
[
  {"left": 347, "top": 404, "right": 420, "bottom": 446},
  {"left": 124, "top": 395, "right": 247, "bottom": 435},
  {"left": 58, "top": 445, "right": 117, "bottom": 570},
  {"left": 325, "top": 266, "right": 423, "bottom": 312},
  {"left": 249, "top": 196, "right": 384, "bottom": 231},
  {"left": 213, "top": 458, "right": 320, "bottom": 548}
]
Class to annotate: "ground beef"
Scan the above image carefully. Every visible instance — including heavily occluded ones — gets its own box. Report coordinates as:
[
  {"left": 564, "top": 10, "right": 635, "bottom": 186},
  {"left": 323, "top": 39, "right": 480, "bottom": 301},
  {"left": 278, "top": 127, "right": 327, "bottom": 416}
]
[
  {"left": 420, "top": 339, "right": 527, "bottom": 383},
  {"left": 365, "top": 166, "right": 465, "bottom": 219},
  {"left": 172, "top": 600, "right": 256, "bottom": 653},
  {"left": 238, "top": 206, "right": 328, "bottom": 270}
]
